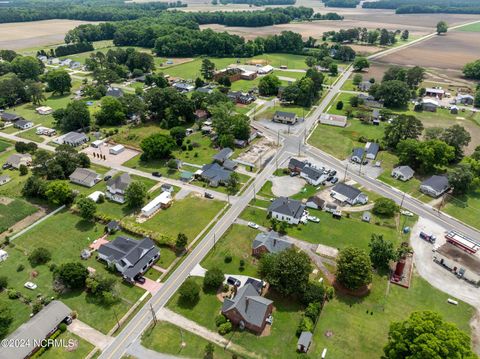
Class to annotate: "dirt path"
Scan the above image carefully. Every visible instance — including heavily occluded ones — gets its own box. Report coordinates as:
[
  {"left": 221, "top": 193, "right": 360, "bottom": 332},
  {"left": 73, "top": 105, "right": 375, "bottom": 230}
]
[
  {"left": 157, "top": 308, "right": 264, "bottom": 359},
  {"left": 0, "top": 206, "right": 46, "bottom": 240}
]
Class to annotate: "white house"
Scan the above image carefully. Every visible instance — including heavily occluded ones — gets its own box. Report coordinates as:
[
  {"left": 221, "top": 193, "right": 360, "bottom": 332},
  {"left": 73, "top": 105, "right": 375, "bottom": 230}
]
[
  {"left": 420, "top": 175, "right": 449, "bottom": 198},
  {"left": 141, "top": 191, "right": 173, "bottom": 217},
  {"left": 267, "top": 197, "right": 305, "bottom": 225},
  {"left": 300, "top": 166, "right": 327, "bottom": 186},
  {"left": 36, "top": 106, "right": 53, "bottom": 115},
  {"left": 258, "top": 65, "right": 274, "bottom": 74},
  {"left": 14, "top": 120, "right": 33, "bottom": 130},
  {"left": 109, "top": 144, "right": 125, "bottom": 155},
  {"left": 365, "top": 142, "right": 380, "bottom": 160},
  {"left": 273, "top": 111, "right": 297, "bottom": 125},
  {"left": 69, "top": 168, "right": 101, "bottom": 188},
  {"left": 391, "top": 166, "right": 414, "bottom": 182},
  {"left": 106, "top": 173, "right": 131, "bottom": 204},
  {"left": 36, "top": 126, "right": 56, "bottom": 136},
  {"left": 0, "top": 249, "right": 7, "bottom": 262},
  {"left": 330, "top": 183, "right": 368, "bottom": 205}
]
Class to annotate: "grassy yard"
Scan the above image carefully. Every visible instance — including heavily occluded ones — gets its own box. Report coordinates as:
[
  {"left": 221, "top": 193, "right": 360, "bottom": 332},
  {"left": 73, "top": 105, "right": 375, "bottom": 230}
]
[
  {"left": 42, "top": 332, "right": 94, "bottom": 359},
  {"left": 123, "top": 194, "right": 225, "bottom": 244},
  {"left": 311, "top": 273, "right": 475, "bottom": 358},
  {"left": 251, "top": 53, "right": 307, "bottom": 69},
  {"left": 0, "top": 150, "right": 35, "bottom": 198},
  {"left": 259, "top": 103, "right": 310, "bottom": 120},
  {"left": 0, "top": 139, "right": 11, "bottom": 152},
  {"left": 308, "top": 119, "right": 386, "bottom": 159},
  {"left": 110, "top": 124, "right": 169, "bottom": 149},
  {"left": 201, "top": 224, "right": 259, "bottom": 278},
  {"left": 326, "top": 92, "right": 356, "bottom": 115},
  {"left": 240, "top": 206, "right": 414, "bottom": 251},
  {"left": 443, "top": 188, "right": 480, "bottom": 230},
  {"left": 142, "top": 321, "right": 233, "bottom": 359},
  {"left": 16, "top": 128, "right": 45, "bottom": 143},
  {"left": 0, "top": 198, "right": 38, "bottom": 233},
  {"left": 0, "top": 210, "right": 145, "bottom": 334},
  {"left": 0, "top": 291, "right": 31, "bottom": 335},
  {"left": 258, "top": 180, "right": 274, "bottom": 199}
]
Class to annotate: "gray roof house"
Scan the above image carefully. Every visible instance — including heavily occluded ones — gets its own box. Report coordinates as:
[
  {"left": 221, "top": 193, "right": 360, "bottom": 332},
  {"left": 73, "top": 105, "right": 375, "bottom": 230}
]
[
  {"left": 69, "top": 168, "right": 101, "bottom": 188},
  {"left": 365, "top": 142, "right": 380, "bottom": 160},
  {"left": 62, "top": 131, "right": 89, "bottom": 147},
  {"left": 2, "top": 300, "right": 72, "bottom": 359},
  {"left": 106, "top": 173, "right": 132, "bottom": 203},
  {"left": 358, "top": 81, "right": 372, "bottom": 92},
  {"left": 252, "top": 231, "right": 293, "bottom": 257},
  {"left": 199, "top": 162, "right": 232, "bottom": 187},
  {"left": 331, "top": 183, "right": 368, "bottom": 205},
  {"left": 106, "top": 87, "right": 124, "bottom": 98},
  {"left": 351, "top": 148, "right": 365, "bottom": 164},
  {"left": 420, "top": 175, "right": 450, "bottom": 198},
  {"left": 273, "top": 111, "right": 297, "bottom": 125},
  {"left": 221, "top": 283, "right": 273, "bottom": 334},
  {"left": 0, "top": 112, "right": 22, "bottom": 122},
  {"left": 297, "top": 331, "right": 313, "bottom": 353},
  {"left": 288, "top": 158, "right": 307, "bottom": 173},
  {"left": 98, "top": 236, "right": 160, "bottom": 283},
  {"left": 14, "top": 119, "right": 34, "bottom": 130},
  {"left": 213, "top": 147, "right": 233, "bottom": 164},
  {"left": 306, "top": 195, "right": 325, "bottom": 210},
  {"left": 5, "top": 153, "right": 32, "bottom": 169},
  {"left": 392, "top": 166, "right": 414, "bottom": 182},
  {"left": 300, "top": 166, "right": 326, "bottom": 186},
  {"left": 0, "top": 174, "right": 11, "bottom": 186},
  {"left": 268, "top": 197, "right": 305, "bottom": 225}
]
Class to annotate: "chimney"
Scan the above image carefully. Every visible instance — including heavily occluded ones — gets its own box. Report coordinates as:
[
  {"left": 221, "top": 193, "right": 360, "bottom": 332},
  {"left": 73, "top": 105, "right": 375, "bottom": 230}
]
[
  {"left": 245, "top": 298, "right": 249, "bottom": 313},
  {"left": 273, "top": 239, "right": 277, "bottom": 247}
]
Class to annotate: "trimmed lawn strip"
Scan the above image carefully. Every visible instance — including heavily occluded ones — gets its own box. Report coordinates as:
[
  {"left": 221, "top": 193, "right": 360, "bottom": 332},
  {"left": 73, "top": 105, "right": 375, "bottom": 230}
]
[
  {"left": 443, "top": 188, "right": 480, "bottom": 230},
  {"left": 142, "top": 321, "right": 233, "bottom": 359},
  {"left": 311, "top": 273, "right": 475, "bottom": 358},
  {"left": 0, "top": 198, "right": 38, "bottom": 233},
  {"left": 41, "top": 331, "right": 94, "bottom": 359}
]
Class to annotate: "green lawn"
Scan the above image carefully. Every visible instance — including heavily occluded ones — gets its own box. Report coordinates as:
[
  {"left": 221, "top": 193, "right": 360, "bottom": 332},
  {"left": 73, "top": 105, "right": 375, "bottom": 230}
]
[
  {"left": 142, "top": 321, "right": 233, "bottom": 359},
  {"left": 457, "top": 23, "right": 480, "bottom": 32},
  {"left": 240, "top": 206, "right": 413, "bottom": 251},
  {"left": 17, "top": 128, "right": 45, "bottom": 143},
  {"left": 0, "top": 150, "right": 33, "bottom": 198},
  {"left": 259, "top": 103, "right": 310, "bottom": 120},
  {"left": 251, "top": 53, "right": 307, "bottom": 69},
  {"left": 201, "top": 224, "right": 259, "bottom": 278},
  {"left": 41, "top": 331, "right": 94, "bottom": 359},
  {"left": 258, "top": 180, "right": 274, "bottom": 199},
  {"left": 0, "top": 291, "right": 31, "bottom": 336},
  {"left": 327, "top": 92, "right": 357, "bottom": 116},
  {"left": 0, "top": 210, "right": 145, "bottom": 334},
  {"left": 308, "top": 119, "right": 386, "bottom": 159},
  {"left": 0, "top": 198, "right": 38, "bottom": 233},
  {"left": 123, "top": 194, "right": 225, "bottom": 245},
  {"left": 110, "top": 124, "right": 169, "bottom": 149},
  {"left": 340, "top": 79, "right": 358, "bottom": 92},
  {"left": 443, "top": 188, "right": 480, "bottom": 230},
  {"left": 0, "top": 139, "right": 11, "bottom": 152},
  {"left": 311, "top": 273, "right": 475, "bottom": 358}
]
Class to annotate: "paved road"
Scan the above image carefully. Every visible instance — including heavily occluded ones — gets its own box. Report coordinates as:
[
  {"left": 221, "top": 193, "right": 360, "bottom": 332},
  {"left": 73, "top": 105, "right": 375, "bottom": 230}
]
[{"left": 98, "top": 22, "right": 480, "bottom": 358}]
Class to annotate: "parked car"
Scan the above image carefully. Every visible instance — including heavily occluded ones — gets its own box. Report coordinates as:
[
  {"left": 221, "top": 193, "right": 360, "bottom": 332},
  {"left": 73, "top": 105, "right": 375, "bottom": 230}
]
[
  {"left": 307, "top": 215, "right": 320, "bottom": 223},
  {"left": 204, "top": 192, "right": 214, "bottom": 199},
  {"left": 135, "top": 276, "right": 146, "bottom": 284},
  {"left": 2, "top": 163, "right": 10, "bottom": 170},
  {"left": 290, "top": 172, "right": 299, "bottom": 177},
  {"left": 248, "top": 222, "right": 259, "bottom": 229},
  {"left": 24, "top": 282, "right": 37, "bottom": 290},
  {"left": 64, "top": 315, "right": 73, "bottom": 325},
  {"left": 330, "top": 170, "right": 337, "bottom": 176},
  {"left": 152, "top": 172, "right": 162, "bottom": 178},
  {"left": 103, "top": 175, "right": 112, "bottom": 181},
  {"left": 330, "top": 177, "right": 339, "bottom": 184},
  {"left": 420, "top": 231, "right": 436, "bottom": 243},
  {"left": 300, "top": 215, "right": 308, "bottom": 224},
  {"left": 400, "top": 209, "right": 414, "bottom": 217},
  {"left": 227, "top": 276, "right": 241, "bottom": 287},
  {"left": 326, "top": 175, "right": 333, "bottom": 182}
]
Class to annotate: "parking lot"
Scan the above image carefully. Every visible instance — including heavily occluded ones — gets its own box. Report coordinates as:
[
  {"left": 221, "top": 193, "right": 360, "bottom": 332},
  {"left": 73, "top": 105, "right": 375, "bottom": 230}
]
[{"left": 82, "top": 143, "right": 140, "bottom": 166}]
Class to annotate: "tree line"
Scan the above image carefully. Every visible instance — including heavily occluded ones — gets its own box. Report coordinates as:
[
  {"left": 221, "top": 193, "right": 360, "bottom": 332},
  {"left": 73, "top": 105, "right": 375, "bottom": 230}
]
[
  {"left": 363, "top": 0, "right": 480, "bottom": 14},
  {"left": 323, "top": 0, "right": 360, "bottom": 8},
  {"left": 213, "top": 0, "right": 295, "bottom": 6},
  {"left": 0, "top": 1, "right": 186, "bottom": 24},
  {"left": 323, "top": 27, "right": 409, "bottom": 46}
]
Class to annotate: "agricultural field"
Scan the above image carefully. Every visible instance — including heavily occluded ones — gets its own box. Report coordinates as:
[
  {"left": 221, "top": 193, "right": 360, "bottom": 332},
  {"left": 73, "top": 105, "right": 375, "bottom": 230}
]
[
  {"left": 376, "top": 30, "right": 480, "bottom": 71},
  {"left": 0, "top": 198, "right": 38, "bottom": 234}
]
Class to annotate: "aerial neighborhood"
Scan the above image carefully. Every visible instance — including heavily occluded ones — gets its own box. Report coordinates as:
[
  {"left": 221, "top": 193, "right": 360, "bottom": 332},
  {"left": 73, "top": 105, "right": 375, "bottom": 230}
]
[{"left": 0, "top": 1, "right": 480, "bottom": 359}]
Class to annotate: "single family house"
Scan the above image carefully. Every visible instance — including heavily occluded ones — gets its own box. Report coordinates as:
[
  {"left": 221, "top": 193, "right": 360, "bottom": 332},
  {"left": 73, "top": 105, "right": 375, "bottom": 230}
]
[
  {"left": 273, "top": 111, "right": 297, "bottom": 125},
  {"left": 365, "top": 142, "right": 380, "bottom": 160},
  {"left": 62, "top": 132, "right": 89, "bottom": 147},
  {"left": 141, "top": 191, "right": 173, "bottom": 217},
  {"left": 106, "top": 173, "right": 132, "bottom": 204},
  {"left": 252, "top": 231, "right": 293, "bottom": 257},
  {"left": 5, "top": 153, "right": 32, "bottom": 169},
  {"left": 268, "top": 197, "right": 305, "bottom": 224},
  {"left": 420, "top": 175, "right": 449, "bottom": 198},
  {"left": 69, "top": 168, "right": 101, "bottom": 188},
  {"left": 330, "top": 183, "right": 368, "bottom": 205},
  {"left": 391, "top": 166, "right": 414, "bottom": 182},
  {"left": 14, "top": 119, "right": 34, "bottom": 130}
]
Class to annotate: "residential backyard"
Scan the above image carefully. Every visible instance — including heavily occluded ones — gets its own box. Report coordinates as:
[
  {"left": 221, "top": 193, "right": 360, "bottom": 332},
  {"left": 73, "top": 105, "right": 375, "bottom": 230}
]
[{"left": 0, "top": 209, "right": 145, "bottom": 334}]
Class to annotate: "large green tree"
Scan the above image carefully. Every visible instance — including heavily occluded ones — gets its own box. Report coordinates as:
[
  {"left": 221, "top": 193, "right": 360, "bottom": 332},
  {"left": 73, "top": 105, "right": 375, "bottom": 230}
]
[
  {"left": 11, "top": 56, "right": 43, "bottom": 80},
  {"left": 0, "top": 304, "right": 13, "bottom": 339},
  {"left": 201, "top": 59, "right": 215, "bottom": 80},
  {"left": 45, "top": 69, "right": 72, "bottom": 95},
  {"left": 259, "top": 248, "right": 312, "bottom": 296},
  {"left": 77, "top": 197, "right": 97, "bottom": 220},
  {"left": 95, "top": 96, "right": 126, "bottom": 126},
  {"left": 45, "top": 180, "right": 74, "bottom": 205},
  {"left": 448, "top": 165, "right": 474, "bottom": 195},
  {"left": 383, "top": 115, "right": 423, "bottom": 149},
  {"left": 353, "top": 57, "right": 370, "bottom": 72},
  {"left": 125, "top": 181, "right": 147, "bottom": 209},
  {"left": 53, "top": 100, "right": 91, "bottom": 132},
  {"left": 258, "top": 74, "right": 281, "bottom": 96},
  {"left": 368, "top": 234, "right": 396, "bottom": 270},
  {"left": 371, "top": 80, "right": 411, "bottom": 108},
  {"left": 436, "top": 21, "right": 448, "bottom": 35},
  {"left": 372, "top": 198, "right": 398, "bottom": 218},
  {"left": 383, "top": 311, "right": 476, "bottom": 359},
  {"left": 397, "top": 139, "right": 455, "bottom": 173},
  {"left": 56, "top": 262, "right": 88, "bottom": 289},
  {"left": 440, "top": 124, "right": 471, "bottom": 162},
  {"left": 140, "top": 133, "right": 176, "bottom": 161},
  {"left": 336, "top": 247, "right": 372, "bottom": 291}
]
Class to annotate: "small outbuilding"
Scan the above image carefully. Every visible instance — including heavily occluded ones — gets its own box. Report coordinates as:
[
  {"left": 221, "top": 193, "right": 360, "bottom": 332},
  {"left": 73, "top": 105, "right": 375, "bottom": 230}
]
[
  {"left": 297, "top": 331, "right": 313, "bottom": 353},
  {"left": 109, "top": 144, "right": 125, "bottom": 155}
]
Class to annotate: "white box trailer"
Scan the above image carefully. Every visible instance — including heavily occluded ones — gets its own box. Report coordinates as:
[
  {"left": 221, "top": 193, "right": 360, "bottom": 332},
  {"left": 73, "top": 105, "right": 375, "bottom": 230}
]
[{"left": 109, "top": 144, "right": 125, "bottom": 155}]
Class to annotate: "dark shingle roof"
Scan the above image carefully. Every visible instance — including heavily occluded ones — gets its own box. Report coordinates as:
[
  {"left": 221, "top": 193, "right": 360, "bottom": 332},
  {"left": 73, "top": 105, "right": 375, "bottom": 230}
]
[
  {"left": 332, "top": 183, "right": 361, "bottom": 201},
  {"left": 252, "top": 231, "right": 293, "bottom": 254},
  {"left": 288, "top": 158, "right": 307, "bottom": 170},
  {"left": 366, "top": 142, "right": 379, "bottom": 156},
  {"left": 213, "top": 148, "right": 233, "bottom": 162},
  {"left": 352, "top": 148, "right": 364, "bottom": 159},
  {"left": 0, "top": 112, "right": 21, "bottom": 121},
  {"left": 394, "top": 166, "right": 414, "bottom": 178},
  {"left": 268, "top": 197, "right": 305, "bottom": 219},
  {"left": 421, "top": 175, "right": 449, "bottom": 193},
  {"left": 107, "top": 173, "right": 131, "bottom": 192},
  {"left": 307, "top": 196, "right": 325, "bottom": 208},
  {"left": 222, "top": 283, "right": 272, "bottom": 328},
  {"left": 201, "top": 163, "right": 232, "bottom": 184},
  {"left": 301, "top": 166, "right": 323, "bottom": 181},
  {"left": 274, "top": 111, "right": 296, "bottom": 119}
]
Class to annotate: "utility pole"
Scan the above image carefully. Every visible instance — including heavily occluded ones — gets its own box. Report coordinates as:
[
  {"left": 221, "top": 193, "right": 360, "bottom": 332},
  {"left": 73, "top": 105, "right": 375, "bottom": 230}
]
[
  {"left": 213, "top": 232, "right": 216, "bottom": 250},
  {"left": 277, "top": 130, "right": 280, "bottom": 146},
  {"left": 253, "top": 181, "right": 256, "bottom": 200},
  {"left": 149, "top": 303, "right": 157, "bottom": 327},
  {"left": 113, "top": 308, "right": 121, "bottom": 332},
  {"left": 343, "top": 162, "right": 349, "bottom": 182}
]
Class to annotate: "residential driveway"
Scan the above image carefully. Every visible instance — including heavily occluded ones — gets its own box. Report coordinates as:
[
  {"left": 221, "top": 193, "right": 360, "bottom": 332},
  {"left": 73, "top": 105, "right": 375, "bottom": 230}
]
[
  {"left": 270, "top": 175, "right": 305, "bottom": 197},
  {"left": 174, "top": 188, "right": 191, "bottom": 200},
  {"left": 136, "top": 278, "right": 163, "bottom": 295},
  {"left": 410, "top": 217, "right": 480, "bottom": 308},
  {"left": 68, "top": 319, "right": 114, "bottom": 350},
  {"left": 127, "top": 339, "right": 181, "bottom": 359},
  {"left": 190, "top": 264, "right": 207, "bottom": 277}
]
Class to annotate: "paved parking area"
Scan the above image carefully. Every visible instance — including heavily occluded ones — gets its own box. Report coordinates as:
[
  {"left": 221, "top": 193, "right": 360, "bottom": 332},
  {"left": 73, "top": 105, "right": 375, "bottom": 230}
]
[{"left": 82, "top": 143, "right": 140, "bottom": 166}]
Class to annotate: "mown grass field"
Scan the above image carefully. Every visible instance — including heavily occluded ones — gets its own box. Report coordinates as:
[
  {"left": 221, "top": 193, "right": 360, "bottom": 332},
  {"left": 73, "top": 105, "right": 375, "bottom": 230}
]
[
  {"left": 42, "top": 332, "right": 94, "bottom": 359},
  {"left": 142, "top": 321, "right": 234, "bottom": 359},
  {"left": 0, "top": 198, "right": 38, "bottom": 233}
]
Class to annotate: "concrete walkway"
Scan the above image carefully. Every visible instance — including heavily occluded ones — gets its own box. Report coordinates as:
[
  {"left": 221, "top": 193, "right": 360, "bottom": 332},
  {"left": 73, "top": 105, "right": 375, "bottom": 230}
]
[
  {"left": 68, "top": 319, "right": 114, "bottom": 350},
  {"left": 127, "top": 339, "right": 181, "bottom": 359},
  {"left": 157, "top": 308, "right": 262, "bottom": 359}
]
